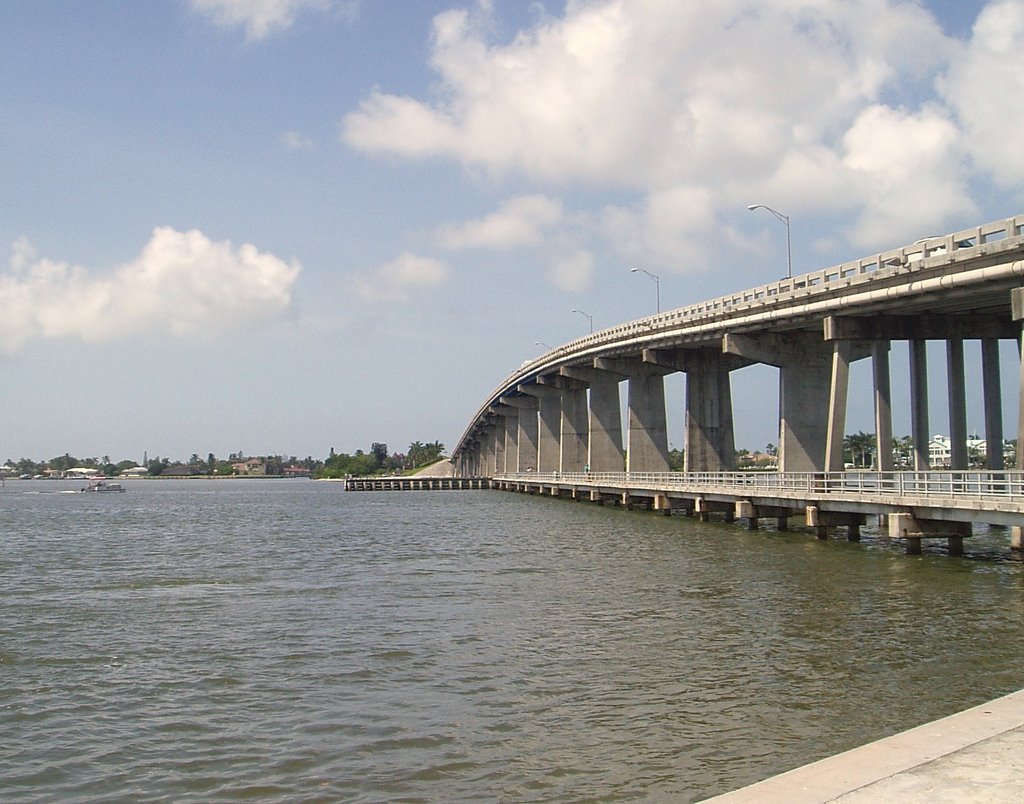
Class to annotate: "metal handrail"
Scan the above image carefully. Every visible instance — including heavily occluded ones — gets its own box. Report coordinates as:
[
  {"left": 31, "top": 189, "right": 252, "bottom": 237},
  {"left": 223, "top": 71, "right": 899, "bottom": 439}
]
[{"left": 495, "top": 470, "right": 1024, "bottom": 501}]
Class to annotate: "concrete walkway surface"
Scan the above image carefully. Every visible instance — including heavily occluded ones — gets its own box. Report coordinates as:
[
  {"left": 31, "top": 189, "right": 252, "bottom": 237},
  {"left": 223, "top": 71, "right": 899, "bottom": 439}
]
[{"left": 703, "top": 688, "right": 1024, "bottom": 803}]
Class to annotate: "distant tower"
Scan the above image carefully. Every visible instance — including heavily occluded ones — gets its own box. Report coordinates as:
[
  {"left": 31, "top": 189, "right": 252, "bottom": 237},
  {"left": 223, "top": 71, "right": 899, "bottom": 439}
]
[{"left": 143, "top": 451, "right": 148, "bottom": 466}]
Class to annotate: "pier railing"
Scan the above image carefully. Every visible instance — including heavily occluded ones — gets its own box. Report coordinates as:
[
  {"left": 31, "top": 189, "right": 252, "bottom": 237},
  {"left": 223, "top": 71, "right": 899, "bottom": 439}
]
[{"left": 497, "top": 470, "right": 1024, "bottom": 502}]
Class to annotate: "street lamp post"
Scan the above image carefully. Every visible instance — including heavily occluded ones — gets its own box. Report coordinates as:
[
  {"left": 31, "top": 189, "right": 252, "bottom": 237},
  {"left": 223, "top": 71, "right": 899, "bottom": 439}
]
[
  {"left": 747, "top": 204, "right": 792, "bottom": 279},
  {"left": 630, "top": 268, "right": 660, "bottom": 313},
  {"left": 571, "top": 308, "right": 593, "bottom": 333}
]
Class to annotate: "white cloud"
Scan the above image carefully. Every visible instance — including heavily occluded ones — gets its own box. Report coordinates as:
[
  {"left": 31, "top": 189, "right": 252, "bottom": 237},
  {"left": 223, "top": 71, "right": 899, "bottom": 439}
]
[
  {"left": 352, "top": 253, "right": 449, "bottom": 303},
  {"left": 840, "top": 103, "right": 976, "bottom": 246},
  {"left": 0, "top": 228, "right": 300, "bottom": 355},
  {"left": 341, "top": 0, "right": 948, "bottom": 189},
  {"left": 602, "top": 186, "right": 715, "bottom": 269},
  {"left": 549, "top": 250, "right": 594, "bottom": 292},
  {"left": 190, "top": 0, "right": 346, "bottom": 40},
  {"left": 341, "top": 0, "right": 997, "bottom": 255},
  {"left": 941, "top": 0, "right": 1024, "bottom": 188},
  {"left": 281, "top": 130, "right": 315, "bottom": 150},
  {"left": 437, "top": 194, "right": 563, "bottom": 249}
]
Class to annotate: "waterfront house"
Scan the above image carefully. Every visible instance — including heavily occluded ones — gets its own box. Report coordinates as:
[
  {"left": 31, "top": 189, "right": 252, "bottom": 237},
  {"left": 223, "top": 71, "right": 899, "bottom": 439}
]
[{"left": 231, "top": 458, "right": 267, "bottom": 476}]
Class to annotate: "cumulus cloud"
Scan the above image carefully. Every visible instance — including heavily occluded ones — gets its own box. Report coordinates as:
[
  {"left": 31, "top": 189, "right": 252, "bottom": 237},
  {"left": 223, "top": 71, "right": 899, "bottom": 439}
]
[
  {"left": 190, "top": 0, "right": 350, "bottom": 40},
  {"left": 436, "top": 194, "right": 563, "bottom": 249},
  {"left": 841, "top": 104, "right": 976, "bottom": 246},
  {"left": 0, "top": 228, "right": 300, "bottom": 355},
  {"left": 941, "top": 0, "right": 1024, "bottom": 188},
  {"left": 602, "top": 186, "right": 716, "bottom": 268},
  {"left": 352, "top": 253, "right": 449, "bottom": 303},
  {"left": 342, "top": 0, "right": 947, "bottom": 187},
  {"left": 341, "top": 0, "right": 1008, "bottom": 257},
  {"left": 549, "top": 250, "right": 595, "bottom": 292}
]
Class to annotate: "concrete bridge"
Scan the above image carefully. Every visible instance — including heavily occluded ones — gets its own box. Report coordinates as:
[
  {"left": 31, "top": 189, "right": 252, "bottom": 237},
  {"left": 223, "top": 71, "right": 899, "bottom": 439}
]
[{"left": 450, "top": 214, "right": 1024, "bottom": 547}]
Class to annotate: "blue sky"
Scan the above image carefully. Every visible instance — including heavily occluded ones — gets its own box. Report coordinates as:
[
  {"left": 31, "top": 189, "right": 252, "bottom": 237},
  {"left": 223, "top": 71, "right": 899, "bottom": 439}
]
[{"left": 2, "top": 0, "right": 1022, "bottom": 464}]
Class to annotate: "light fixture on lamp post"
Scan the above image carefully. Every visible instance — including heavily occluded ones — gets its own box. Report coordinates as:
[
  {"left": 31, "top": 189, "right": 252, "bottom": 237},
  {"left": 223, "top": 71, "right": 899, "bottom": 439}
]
[
  {"left": 535, "top": 341, "right": 553, "bottom": 350},
  {"left": 747, "top": 204, "right": 792, "bottom": 279},
  {"left": 630, "top": 268, "right": 660, "bottom": 313},
  {"left": 571, "top": 309, "right": 593, "bottom": 333}
]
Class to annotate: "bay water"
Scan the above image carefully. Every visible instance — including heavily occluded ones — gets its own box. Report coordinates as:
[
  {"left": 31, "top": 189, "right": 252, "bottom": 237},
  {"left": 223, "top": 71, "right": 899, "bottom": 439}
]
[{"left": 3, "top": 479, "right": 1023, "bottom": 801}]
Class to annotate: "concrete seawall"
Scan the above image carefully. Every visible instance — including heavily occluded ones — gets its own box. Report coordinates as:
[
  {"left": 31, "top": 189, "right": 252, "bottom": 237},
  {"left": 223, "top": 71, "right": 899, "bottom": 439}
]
[{"left": 704, "top": 688, "right": 1024, "bottom": 802}]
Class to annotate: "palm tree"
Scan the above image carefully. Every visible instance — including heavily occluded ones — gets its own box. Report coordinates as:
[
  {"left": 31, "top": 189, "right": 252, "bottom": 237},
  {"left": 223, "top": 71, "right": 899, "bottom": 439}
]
[{"left": 844, "top": 432, "right": 875, "bottom": 468}]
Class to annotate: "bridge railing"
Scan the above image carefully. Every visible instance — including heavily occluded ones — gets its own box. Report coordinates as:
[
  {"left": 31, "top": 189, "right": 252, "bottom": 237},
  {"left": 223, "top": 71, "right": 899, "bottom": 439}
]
[{"left": 497, "top": 470, "right": 1024, "bottom": 500}]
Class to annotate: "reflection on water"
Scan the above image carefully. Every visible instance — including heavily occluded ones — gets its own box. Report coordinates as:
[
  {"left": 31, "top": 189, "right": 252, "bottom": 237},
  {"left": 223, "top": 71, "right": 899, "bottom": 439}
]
[{"left": 2, "top": 479, "right": 1022, "bottom": 801}]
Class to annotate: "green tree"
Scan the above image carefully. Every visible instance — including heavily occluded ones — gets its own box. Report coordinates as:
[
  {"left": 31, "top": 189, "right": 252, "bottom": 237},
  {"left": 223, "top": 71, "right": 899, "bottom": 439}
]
[
  {"left": 406, "top": 440, "right": 446, "bottom": 468},
  {"left": 668, "top": 446, "right": 684, "bottom": 470},
  {"left": 50, "top": 453, "right": 76, "bottom": 472},
  {"left": 843, "top": 432, "right": 875, "bottom": 468},
  {"left": 370, "top": 442, "right": 389, "bottom": 468},
  {"left": 893, "top": 435, "right": 914, "bottom": 468}
]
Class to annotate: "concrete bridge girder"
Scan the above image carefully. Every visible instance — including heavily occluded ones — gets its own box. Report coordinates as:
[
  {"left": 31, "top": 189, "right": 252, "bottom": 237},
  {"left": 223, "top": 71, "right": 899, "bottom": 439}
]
[{"left": 824, "top": 314, "right": 1020, "bottom": 341}]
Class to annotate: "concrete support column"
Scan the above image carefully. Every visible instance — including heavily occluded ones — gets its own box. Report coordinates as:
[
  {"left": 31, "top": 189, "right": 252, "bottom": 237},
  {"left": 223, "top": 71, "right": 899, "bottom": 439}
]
[
  {"left": 873, "top": 341, "right": 895, "bottom": 472},
  {"left": 503, "top": 410, "right": 519, "bottom": 474},
  {"left": 519, "top": 383, "right": 561, "bottom": 473},
  {"left": 464, "top": 445, "right": 479, "bottom": 476},
  {"left": 537, "top": 395, "right": 560, "bottom": 472},
  {"left": 981, "top": 338, "right": 1005, "bottom": 470},
  {"left": 947, "top": 339, "right": 968, "bottom": 470},
  {"left": 561, "top": 366, "right": 625, "bottom": 472},
  {"left": 455, "top": 446, "right": 473, "bottom": 476},
  {"left": 825, "top": 341, "right": 852, "bottom": 472},
  {"left": 492, "top": 417, "right": 506, "bottom": 475},
  {"left": 519, "top": 411, "right": 538, "bottom": 472},
  {"left": 489, "top": 405, "right": 520, "bottom": 474},
  {"left": 559, "top": 384, "right": 588, "bottom": 472},
  {"left": 628, "top": 370, "right": 670, "bottom": 472},
  {"left": 643, "top": 347, "right": 748, "bottom": 472},
  {"left": 825, "top": 314, "right": 1019, "bottom": 473},
  {"left": 725, "top": 332, "right": 835, "bottom": 472},
  {"left": 588, "top": 380, "right": 625, "bottom": 471},
  {"left": 481, "top": 424, "right": 497, "bottom": 477},
  {"left": 909, "top": 339, "right": 930, "bottom": 470},
  {"left": 503, "top": 395, "right": 539, "bottom": 472},
  {"left": 594, "top": 357, "right": 672, "bottom": 472},
  {"left": 1011, "top": 286, "right": 1024, "bottom": 471},
  {"left": 684, "top": 349, "right": 738, "bottom": 472}
]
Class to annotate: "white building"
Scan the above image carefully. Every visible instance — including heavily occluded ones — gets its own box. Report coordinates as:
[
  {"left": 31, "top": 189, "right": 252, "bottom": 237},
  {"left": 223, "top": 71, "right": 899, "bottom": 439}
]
[{"left": 928, "top": 435, "right": 988, "bottom": 468}]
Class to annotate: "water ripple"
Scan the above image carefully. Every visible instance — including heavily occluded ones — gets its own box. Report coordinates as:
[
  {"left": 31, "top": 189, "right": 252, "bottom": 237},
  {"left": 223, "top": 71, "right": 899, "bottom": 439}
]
[{"left": 1, "top": 480, "right": 1022, "bottom": 801}]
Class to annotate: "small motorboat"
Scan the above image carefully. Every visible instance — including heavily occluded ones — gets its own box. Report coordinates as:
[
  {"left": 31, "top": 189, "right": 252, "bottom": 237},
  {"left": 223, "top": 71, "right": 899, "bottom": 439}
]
[{"left": 80, "top": 480, "right": 126, "bottom": 493}]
